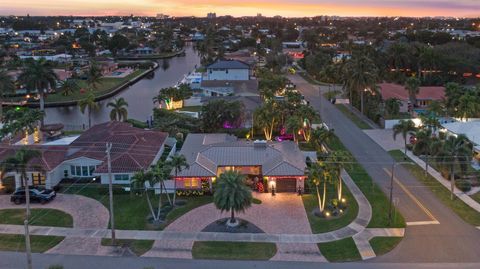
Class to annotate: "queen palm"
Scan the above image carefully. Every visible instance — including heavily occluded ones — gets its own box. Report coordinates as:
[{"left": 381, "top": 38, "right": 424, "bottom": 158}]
[
  {"left": 86, "top": 62, "right": 102, "bottom": 90},
  {"left": 254, "top": 102, "right": 278, "bottom": 141},
  {"left": 107, "top": 97, "right": 129, "bottom": 121},
  {"left": 18, "top": 59, "right": 58, "bottom": 125},
  {"left": 343, "top": 55, "right": 379, "bottom": 114},
  {"left": 78, "top": 91, "right": 100, "bottom": 128},
  {"left": 309, "top": 125, "right": 335, "bottom": 151},
  {"left": 168, "top": 154, "right": 189, "bottom": 205},
  {"left": 286, "top": 115, "right": 302, "bottom": 143},
  {"left": 327, "top": 151, "right": 350, "bottom": 201},
  {"left": 413, "top": 129, "right": 438, "bottom": 175},
  {"left": 435, "top": 135, "right": 472, "bottom": 200},
  {"left": 404, "top": 77, "right": 421, "bottom": 113},
  {"left": 214, "top": 170, "right": 252, "bottom": 226},
  {"left": 59, "top": 79, "right": 79, "bottom": 97},
  {"left": 393, "top": 119, "right": 417, "bottom": 158},
  {"left": 457, "top": 92, "right": 479, "bottom": 122},
  {"left": 0, "top": 69, "right": 15, "bottom": 118}
]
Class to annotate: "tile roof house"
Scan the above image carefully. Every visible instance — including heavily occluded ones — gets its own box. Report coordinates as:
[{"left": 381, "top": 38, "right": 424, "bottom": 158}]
[
  {"left": 0, "top": 122, "right": 170, "bottom": 190},
  {"left": 173, "top": 133, "right": 307, "bottom": 193},
  {"left": 378, "top": 83, "right": 445, "bottom": 113}
]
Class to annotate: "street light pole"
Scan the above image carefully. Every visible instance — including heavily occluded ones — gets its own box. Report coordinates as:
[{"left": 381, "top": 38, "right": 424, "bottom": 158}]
[{"left": 106, "top": 142, "right": 116, "bottom": 245}]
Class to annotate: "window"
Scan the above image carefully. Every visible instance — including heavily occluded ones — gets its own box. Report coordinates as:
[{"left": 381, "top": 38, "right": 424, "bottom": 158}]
[
  {"left": 184, "top": 178, "right": 199, "bottom": 189},
  {"left": 82, "top": 166, "right": 89, "bottom": 177},
  {"left": 226, "top": 69, "right": 229, "bottom": 74},
  {"left": 89, "top": 166, "right": 96, "bottom": 176},
  {"left": 70, "top": 165, "right": 97, "bottom": 177},
  {"left": 75, "top": 166, "right": 81, "bottom": 176},
  {"left": 70, "top": 165, "right": 75, "bottom": 175},
  {"left": 114, "top": 174, "right": 129, "bottom": 181}
]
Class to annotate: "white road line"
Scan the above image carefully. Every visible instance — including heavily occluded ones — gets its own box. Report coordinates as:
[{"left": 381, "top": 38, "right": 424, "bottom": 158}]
[{"left": 406, "top": 221, "right": 440, "bottom": 226}]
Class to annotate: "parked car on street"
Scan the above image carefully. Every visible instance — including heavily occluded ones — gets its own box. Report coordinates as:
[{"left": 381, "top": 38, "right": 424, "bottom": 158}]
[{"left": 10, "top": 187, "right": 56, "bottom": 205}]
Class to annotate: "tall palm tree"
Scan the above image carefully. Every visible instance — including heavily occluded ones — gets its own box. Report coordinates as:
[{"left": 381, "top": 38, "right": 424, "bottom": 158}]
[
  {"left": 0, "top": 108, "right": 44, "bottom": 141},
  {"left": 107, "top": 97, "right": 128, "bottom": 121},
  {"left": 343, "top": 55, "right": 379, "bottom": 114},
  {"left": 168, "top": 154, "right": 189, "bottom": 205},
  {"left": 59, "top": 79, "right": 79, "bottom": 97},
  {"left": 307, "top": 162, "right": 332, "bottom": 214},
  {"left": 457, "top": 92, "right": 479, "bottom": 122},
  {"left": 435, "top": 135, "right": 472, "bottom": 199},
  {"left": 393, "top": 119, "right": 417, "bottom": 158},
  {"left": 0, "top": 148, "right": 41, "bottom": 218},
  {"left": 309, "top": 125, "right": 335, "bottom": 151},
  {"left": 404, "top": 77, "right": 421, "bottom": 113},
  {"left": 18, "top": 59, "right": 58, "bottom": 125},
  {"left": 326, "top": 151, "right": 350, "bottom": 201},
  {"left": 286, "top": 115, "right": 302, "bottom": 143},
  {"left": 254, "top": 102, "right": 278, "bottom": 141},
  {"left": 413, "top": 129, "right": 437, "bottom": 175},
  {"left": 213, "top": 170, "right": 252, "bottom": 226},
  {"left": 0, "top": 70, "right": 15, "bottom": 118},
  {"left": 86, "top": 62, "right": 102, "bottom": 90},
  {"left": 78, "top": 91, "right": 100, "bottom": 129}
]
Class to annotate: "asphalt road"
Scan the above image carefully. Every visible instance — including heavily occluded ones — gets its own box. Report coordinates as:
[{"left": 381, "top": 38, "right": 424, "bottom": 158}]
[
  {"left": 289, "top": 74, "right": 480, "bottom": 262},
  {"left": 1, "top": 251, "right": 480, "bottom": 269}
]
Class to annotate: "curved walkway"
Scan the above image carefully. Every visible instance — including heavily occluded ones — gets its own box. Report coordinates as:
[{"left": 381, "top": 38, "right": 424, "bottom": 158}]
[{"left": 0, "top": 193, "right": 112, "bottom": 255}]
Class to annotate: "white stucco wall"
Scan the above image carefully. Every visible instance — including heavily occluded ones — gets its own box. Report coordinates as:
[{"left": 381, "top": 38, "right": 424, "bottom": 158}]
[{"left": 207, "top": 68, "right": 249, "bottom": 81}]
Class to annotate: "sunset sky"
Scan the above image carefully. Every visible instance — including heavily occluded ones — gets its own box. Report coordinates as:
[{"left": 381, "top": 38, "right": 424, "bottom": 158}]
[{"left": 0, "top": 0, "right": 479, "bottom": 18}]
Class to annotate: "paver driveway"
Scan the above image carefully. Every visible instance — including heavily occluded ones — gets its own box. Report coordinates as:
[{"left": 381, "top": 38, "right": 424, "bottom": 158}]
[
  {"left": 0, "top": 193, "right": 115, "bottom": 255},
  {"left": 144, "top": 193, "right": 325, "bottom": 262}
]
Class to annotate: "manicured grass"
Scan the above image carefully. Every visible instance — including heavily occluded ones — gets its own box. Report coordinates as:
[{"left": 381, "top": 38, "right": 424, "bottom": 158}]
[
  {"left": 318, "top": 237, "right": 361, "bottom": 262},
  {"left": 369, "top": 236, "right": 403, "bottom": 256},
  {"left": 101, "top": 238, "right": 154, "bottom": 256},
  {"left": 302, "top": 184, "right": 359, "bottom": 233},
  {"left": 61, "top": 185, "right": 213, "bottom": 230},
  {"left": 335, "top": 104, "right": 372, "bottom": 130},
  {"left": 0, "top": 234, "right": 64, "bottom": 253},
  {"left": 0, "top": 209, "right": 73, "bottom": 228},
  {"left": 389, "top": 150, "right": 480, "bottom": 226},
  {"left": 327, "top": 137, "right": 405, "bottom": 228},
  {"left": 471, "top": 192, "right": 480, "bottom": 204},
  {"left": 192, "top": 241, "right": 277, "bottom": 260},
  {"left": 43, "top": 69, "right": 146, "bottom": 103}
]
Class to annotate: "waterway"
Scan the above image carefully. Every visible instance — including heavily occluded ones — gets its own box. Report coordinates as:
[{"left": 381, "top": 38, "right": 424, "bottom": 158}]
[{"left": 44, "top": 45, "right": 200, "bottom": 130}]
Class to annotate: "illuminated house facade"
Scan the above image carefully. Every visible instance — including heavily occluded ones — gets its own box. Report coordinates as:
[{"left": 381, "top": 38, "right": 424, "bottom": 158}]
[{"left": 173, "top": 133, "right": 307, "bottom": 192}]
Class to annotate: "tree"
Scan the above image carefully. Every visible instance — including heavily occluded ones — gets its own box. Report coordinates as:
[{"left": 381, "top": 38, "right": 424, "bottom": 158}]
[
  {"left": 107, "top": 97, "right": 128, "bottom": 121},
  {"left": 435, "top": 135, "right": 472, "bottom": 199},
  {"left": 86, "top": 62, "right": 102, "bottom": 90},
  {"left": 153, "top": 84, "right": 192, "bottom": 110},
  {"left": 427, "top": 100, "right": 444, "bottom": 117},
  {"left": 286, "top": 115, "right": 302, "bottom": 143},
  {"left": 404, "top": 77, "right": 421, "bottom": 114},
  {"left": 168, "top": 154, "right": 189, "bottom": 206},
  {"left": 393, "top": 119, "right": 417, "bottom": 158},
  {"left": 108, "top": 34, "right": 130, "bottom": 56},
  {"left": 343, "top": 55, "right": 379, "bottom": 114},
  {"left": 18, "top": 59, "right": 58, "bottom": 125},
  {"left": 59, "top": 79, "right": 79, "bottom": 97},
  {"left": 413, "top": 129, "right": 438, "bottom": 176},
  {"left": 307, "top": 162, "right": 333, "bottom": 214},
  {"left": 213, "top": 170, "right": 252, "bottom": 226},
  {"left": 0, "top": 70, "right": 15, "bottom": 118},
  {"left": 309, "top": 125, "right": 335, "bottom": 151},
  {"left": 254, "top": 102, "right": 278, "bottom": 141},
  {"left": 326, "top": 151, "right": 350, "bottom": 201},
  {"left": 78, "top": 91, "right": 100, "bottom": 128},
  {"left": 201, "top": 99, "right": 244, "bottom": 132},
  {"left": 457, "top": 92, "right": 479, "bottom": 121},
  {"left": 0, "top": 108, "right": 44, "bottom": 140},
  {"left": 384, "top": 98, "right": 401, "bottom": 117}
]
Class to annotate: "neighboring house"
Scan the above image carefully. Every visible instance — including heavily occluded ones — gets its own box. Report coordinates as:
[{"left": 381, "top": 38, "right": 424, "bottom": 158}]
[
  {"left": 133, "top": 47, "right": 154, "bottom": 55},
  {"left": 173, "top": 134, "right": 307, "bottom": 193},
  {"left": 441, "top": 121, "right": 480, "bottom": 169},
  {"left": 205, "top": 60, "right": 251, "bottom": 81},
  {"left": 378, "top": 83, "right": 445, "bottom": 113},
  {"left": 199, "top": 80, "right": 259, "bottom": 97},
  {"left": 0, "top": 122, "right": 170, "bottom": 190}
]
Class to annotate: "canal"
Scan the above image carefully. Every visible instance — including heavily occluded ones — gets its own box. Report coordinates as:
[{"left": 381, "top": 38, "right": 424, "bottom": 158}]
[{"left": 44, "top": 45, "right": 200, "bottom": 130}]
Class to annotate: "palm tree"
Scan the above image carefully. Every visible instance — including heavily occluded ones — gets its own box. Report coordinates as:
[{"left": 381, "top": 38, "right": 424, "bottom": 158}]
[
  {"left": 153, "top": 84, "right": 192, "bottom": 110},
  {"left": 86, "top": 62, "right": 102, "bottom": 90},
  {"left": 427, "top": 100, "right": 444, "bottom": 117},
  {"left": 107, "top": 98, "right": 128, "bottom": 121},
  {"left": 168, "top": 154, "right": 189, "bottom": 205},
  {"left": 393, "top": 119, "right": 417, "bottom": 158},
  {"left": 343, "top": 55, "right": 379, "bottom": 114},
  {"left": 0, "top": 108, "right": 44, "bottom": 141},
  {"left": 254, "top": 102, "right": 278, "bottom": 141},
  {"left": 326, "top": 151, "right": 350, "bottom": 201},
  {"left": 59, "top": 79, "right": 79, "bottom": 96},
  {"left": 413, "top": 129, "right": 437, "bottom": 175},
  {"left": 78, "top": 91, "right": 100, "bottom": 128},
  {"left": 404, "top": 77, "right": 421, "bottom": 114},
  {"left": 435, "top": 135, "right": 472, "bottom": 199},
  {"left": 457, "top": 92, "right": 479, "bottom": 121},
  {"left": 385, "top": 98, "right": 401, "bottom": 117},
  {"left": 307, "top": 162, "right": 332, "bottom": 214},
  {"left": 286, "top": 115, "right": 302, "bottom": 142},
  {"left": 18, "top": 59, "right": 58, "bottom": 125},
  {"left": 0, "top": 148, "right": 41, "bottom": 218},
  {"left": 309, "top": 125, "right": 335, "bottom": 151},
  {"left": 0, "top": 70, "right": 15, "bottom": 118},
  {"left": 213, "top": 170, "right": 252, "bottom": 226}
]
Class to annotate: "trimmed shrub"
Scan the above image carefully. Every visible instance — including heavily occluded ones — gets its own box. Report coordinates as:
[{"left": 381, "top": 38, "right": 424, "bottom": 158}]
[{"left": 455, "top": 179, "right": 472, "bottom": 192}]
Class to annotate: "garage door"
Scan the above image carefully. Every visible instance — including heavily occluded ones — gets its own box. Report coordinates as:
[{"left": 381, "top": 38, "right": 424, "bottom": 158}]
[{"left": 275, "top": 178, "right": 297, "bottom": 192}]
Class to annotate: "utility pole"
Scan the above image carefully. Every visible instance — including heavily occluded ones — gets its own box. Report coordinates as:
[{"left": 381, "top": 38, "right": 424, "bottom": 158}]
[
  {"left": 23, "top": 174, "right": 32, "bottom": 269},
  {"left": 106, "top": 142, "right": 116, "bottom": 245}
]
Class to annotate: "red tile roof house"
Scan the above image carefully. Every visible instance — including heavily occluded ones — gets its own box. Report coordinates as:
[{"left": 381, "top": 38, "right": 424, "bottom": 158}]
[
  {"left": 173, "top": 133, "right": 307, "bottom": 193},
  {"left": 0, "top": 122, "right": 170, "bottom": 190},
  {"left": 378, "top": 83, "right": 445, "bottom": 113}
]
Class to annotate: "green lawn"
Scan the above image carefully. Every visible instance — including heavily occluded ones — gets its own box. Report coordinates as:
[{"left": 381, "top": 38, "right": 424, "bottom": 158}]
[
  {"left": 0, "top": 209, "right": 73, "bottom": 228},
  {"left": 101, "top": 238, "right": 154, "bottom": 256},
  {"left": 318, "top": 237, "right": 361, "bottom": 262},
  {"left": 335, "top": 104, "right": 372, "bottom": 130},
  {"left": 60, "top": 185, "right": 213, "bottom": 230},
  {"left": 389, "top": 150, "right": 480, "bottom": 226},
  {"left": 302, "top": 184, "right": 359, "bottom": 233},
  {"left": 0, "top": 234, "right": 64, "bottom": 253},
  {"left": 369, "top": 237, "right": 403, "bottom": 256},
  {"left": 43, "top": 69, "right": 146, "bottom": 103},
  {"left": 327, "top": 137, "right": 405, "bottom": 228},
  {"left": 192, "top": 241, "right": 277, "bottom": 260}
]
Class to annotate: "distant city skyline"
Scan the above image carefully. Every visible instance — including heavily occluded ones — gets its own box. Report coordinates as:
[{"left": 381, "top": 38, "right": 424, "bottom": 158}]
[{"left": 0, "top": 0, "right": 479, "bottom": 18}]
